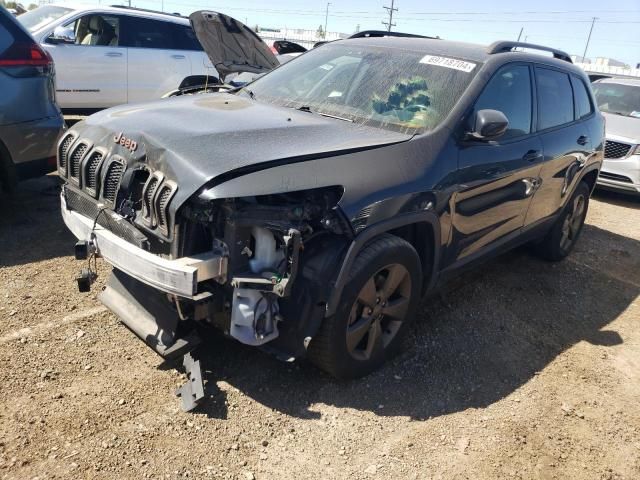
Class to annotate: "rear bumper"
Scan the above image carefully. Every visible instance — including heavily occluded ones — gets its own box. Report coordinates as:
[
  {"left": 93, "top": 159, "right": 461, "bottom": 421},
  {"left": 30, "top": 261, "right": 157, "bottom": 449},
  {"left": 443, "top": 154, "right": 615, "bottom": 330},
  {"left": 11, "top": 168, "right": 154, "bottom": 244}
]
[
  {"left": 1, "top": 114, "right": 64, "bottom": 168},
  {"left": 61, "top": 193, "right": 227, "bottom": 297},
  {"left": 597, "top": 155, "right": 640, "bottom": 194}
]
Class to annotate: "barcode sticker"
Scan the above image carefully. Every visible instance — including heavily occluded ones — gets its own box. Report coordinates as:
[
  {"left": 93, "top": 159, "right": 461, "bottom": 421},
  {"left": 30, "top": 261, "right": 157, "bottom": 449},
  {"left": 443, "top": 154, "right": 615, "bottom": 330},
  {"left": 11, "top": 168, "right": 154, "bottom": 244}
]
[{"left": 419, "top": 55, "right": 476, "bottom": 73}]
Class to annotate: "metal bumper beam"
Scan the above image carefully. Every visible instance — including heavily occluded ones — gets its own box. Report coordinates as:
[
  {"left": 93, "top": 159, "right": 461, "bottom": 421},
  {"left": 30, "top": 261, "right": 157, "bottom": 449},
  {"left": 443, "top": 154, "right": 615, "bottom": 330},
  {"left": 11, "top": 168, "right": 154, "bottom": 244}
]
[{"left": 61, "top": 194, "right": 226, "bottom": 298}]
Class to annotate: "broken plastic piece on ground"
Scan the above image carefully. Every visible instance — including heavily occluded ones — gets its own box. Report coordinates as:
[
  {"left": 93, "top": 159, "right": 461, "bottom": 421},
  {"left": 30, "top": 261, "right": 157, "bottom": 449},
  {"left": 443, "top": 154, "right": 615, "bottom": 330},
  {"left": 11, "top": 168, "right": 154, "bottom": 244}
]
[{"left": 176, "top": 352, "right": 205, "bottom": 412}]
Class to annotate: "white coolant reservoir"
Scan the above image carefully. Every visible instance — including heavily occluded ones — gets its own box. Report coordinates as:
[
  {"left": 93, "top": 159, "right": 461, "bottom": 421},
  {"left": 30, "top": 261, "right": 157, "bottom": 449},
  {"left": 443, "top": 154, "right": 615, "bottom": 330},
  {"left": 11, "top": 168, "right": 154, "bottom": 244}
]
[
  {"left": 249, "top": 226, "right": 283, "bottom": 273},
  {"left": 230, "top": 288, "right": 279, "bottom": 346}
]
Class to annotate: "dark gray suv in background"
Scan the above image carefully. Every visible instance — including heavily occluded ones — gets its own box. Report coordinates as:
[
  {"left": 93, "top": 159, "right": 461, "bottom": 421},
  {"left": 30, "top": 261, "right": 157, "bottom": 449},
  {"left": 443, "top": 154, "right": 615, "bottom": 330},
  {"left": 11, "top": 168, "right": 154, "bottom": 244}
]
[
  {"left": 58, "top": 13, "right": 604, "bottom": 410},
  {"left": 0, "top": 6, "right": 64, "bottom": 192}
]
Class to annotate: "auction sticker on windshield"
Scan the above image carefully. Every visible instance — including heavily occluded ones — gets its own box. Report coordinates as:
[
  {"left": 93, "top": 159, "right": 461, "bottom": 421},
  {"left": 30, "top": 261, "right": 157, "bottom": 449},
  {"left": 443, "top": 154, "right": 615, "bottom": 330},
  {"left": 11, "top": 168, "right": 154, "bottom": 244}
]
[{"left": 419, "top": 55, "right": 476, "bottom": 73}]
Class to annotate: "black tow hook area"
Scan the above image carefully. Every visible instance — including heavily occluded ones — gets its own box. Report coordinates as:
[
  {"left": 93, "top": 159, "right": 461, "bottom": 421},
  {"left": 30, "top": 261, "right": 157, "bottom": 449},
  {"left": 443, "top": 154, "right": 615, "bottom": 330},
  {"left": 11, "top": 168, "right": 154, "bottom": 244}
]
[
  {"left": 76, "top": 268, "right": 97, "bottom": 292},
  {"left": 75, "top": 240, "right": 98, "bottom": 292}
]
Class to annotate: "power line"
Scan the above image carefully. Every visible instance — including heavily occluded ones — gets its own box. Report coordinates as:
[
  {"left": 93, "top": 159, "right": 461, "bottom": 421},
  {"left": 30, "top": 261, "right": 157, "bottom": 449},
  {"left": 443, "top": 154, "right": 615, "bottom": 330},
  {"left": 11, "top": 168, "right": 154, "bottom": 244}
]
[{"left": 382, "top": 0, "right": 397, "bottom": 32}]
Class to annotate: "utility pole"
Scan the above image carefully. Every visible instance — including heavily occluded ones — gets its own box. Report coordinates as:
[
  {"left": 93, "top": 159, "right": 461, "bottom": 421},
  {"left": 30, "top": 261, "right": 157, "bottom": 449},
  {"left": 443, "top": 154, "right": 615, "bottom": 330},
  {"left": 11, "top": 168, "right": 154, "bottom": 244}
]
[
  {"left": 517, "top": 27, "right": 523, "bottom": 42},
  {"left": 324, "top": 3, "right": 331, "bottom": 39},
  {"left": 382, "top": 0, "right": 397, "bottom": 32},
  {"left": 582, "top": 17, "right": 597, "bottom": 62}
]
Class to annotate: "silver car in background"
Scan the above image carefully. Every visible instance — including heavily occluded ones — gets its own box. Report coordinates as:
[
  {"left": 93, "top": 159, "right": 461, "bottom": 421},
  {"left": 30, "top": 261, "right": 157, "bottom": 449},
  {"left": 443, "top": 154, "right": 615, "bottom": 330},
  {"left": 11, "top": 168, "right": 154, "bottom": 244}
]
[
  {"left": 0, "top": 6, "right": 64, "bottom": 193},
  {"left": 592, "top": 78, "right": 640, "bottom": 195}
]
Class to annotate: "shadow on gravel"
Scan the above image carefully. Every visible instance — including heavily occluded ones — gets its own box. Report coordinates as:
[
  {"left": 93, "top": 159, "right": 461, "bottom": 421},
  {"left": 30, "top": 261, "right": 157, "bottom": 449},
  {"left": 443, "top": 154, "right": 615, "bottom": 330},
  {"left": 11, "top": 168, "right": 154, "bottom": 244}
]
[
  {"left": 592, "top": 188, "right": 640, "bottom": 209},
  {"left": 0, "top": 175, "right": 74, "bottom": 267},
  {"left": 194, "top": 224, "right": 638, "bottom": 421}
]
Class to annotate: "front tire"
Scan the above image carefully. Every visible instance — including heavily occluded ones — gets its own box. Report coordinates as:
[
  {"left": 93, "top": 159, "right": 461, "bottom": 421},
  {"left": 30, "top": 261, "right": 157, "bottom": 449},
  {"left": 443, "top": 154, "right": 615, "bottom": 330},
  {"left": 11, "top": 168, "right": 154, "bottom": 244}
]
[
  {"left": 308, "top": 234, "right": 422, "bottom": 379},
  {"left": 535, "top": 181, "right": 590, "bottom": 261}
]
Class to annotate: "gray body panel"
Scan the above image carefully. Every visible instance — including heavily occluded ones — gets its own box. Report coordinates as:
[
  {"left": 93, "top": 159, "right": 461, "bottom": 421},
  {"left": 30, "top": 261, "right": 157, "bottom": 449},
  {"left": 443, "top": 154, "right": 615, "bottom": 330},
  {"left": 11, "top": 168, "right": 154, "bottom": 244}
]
[
  {"left": 189, "top": 11, "right": 279, "bottom": 81},
  {"left": 74, "top": 92, "right": 412, "bottom": 217}
]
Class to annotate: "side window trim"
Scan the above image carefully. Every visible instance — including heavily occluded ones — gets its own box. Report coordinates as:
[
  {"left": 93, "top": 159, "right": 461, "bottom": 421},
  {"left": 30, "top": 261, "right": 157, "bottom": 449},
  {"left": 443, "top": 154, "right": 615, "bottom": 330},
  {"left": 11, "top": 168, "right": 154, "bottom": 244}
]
[
  {"left": 533, "top": 64, "right": 576, "bottom": 133},
  {"left": 49, "top": 12, "right": 126, "bottom": 49},
  {"left": 570, "top": 75, "right": 595, "bottom": 121},
  {"left": 466, "top": 61, "right": 536, "bottom": 143},
  {"left": 120, "top": 15, "right": 191, "bottom": 51}
]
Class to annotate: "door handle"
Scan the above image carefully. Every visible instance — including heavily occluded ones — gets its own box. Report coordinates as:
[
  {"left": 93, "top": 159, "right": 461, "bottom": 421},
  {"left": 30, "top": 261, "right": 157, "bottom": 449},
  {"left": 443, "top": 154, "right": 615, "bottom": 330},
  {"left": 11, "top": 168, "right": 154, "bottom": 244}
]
[
  {"left": 577, "top": 135, "right": 589, "bottom": 146},
  {"left": 171, "top": 54, "right": 186, "bottom": 59},
  {"left": 105, "top": 52, "right": 123, "bottom": 57},
  {"left": 522, "top": 150, "right": 543, "bottom": 162}
]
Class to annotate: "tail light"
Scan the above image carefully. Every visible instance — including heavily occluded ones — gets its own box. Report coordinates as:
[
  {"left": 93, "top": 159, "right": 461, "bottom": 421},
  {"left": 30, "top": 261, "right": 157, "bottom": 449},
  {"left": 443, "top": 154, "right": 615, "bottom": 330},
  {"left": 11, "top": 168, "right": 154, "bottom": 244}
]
[{"left": 0, "top": 42, "right": 53, "bottom": 68}]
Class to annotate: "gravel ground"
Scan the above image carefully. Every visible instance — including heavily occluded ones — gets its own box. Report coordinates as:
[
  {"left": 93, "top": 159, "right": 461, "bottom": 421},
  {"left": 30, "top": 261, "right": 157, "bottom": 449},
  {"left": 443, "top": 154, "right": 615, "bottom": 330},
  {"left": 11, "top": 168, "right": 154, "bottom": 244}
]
[{"left": 1, "top": 175, "right": 639, "bottom": 480}]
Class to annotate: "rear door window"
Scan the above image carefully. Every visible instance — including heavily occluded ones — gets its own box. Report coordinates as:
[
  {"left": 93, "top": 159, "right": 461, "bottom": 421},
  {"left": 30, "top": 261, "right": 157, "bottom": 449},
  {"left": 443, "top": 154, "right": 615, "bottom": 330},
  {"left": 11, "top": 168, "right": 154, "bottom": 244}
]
[
  {"left": 123, "top": 17, "right": 179, "bottom": 50},
  {"left": 570, "top": 76, "right": 593, "bottom": 120},
  {"left": 473, "top": 64, "right": 533, "bottom": 139},
  {"left": 122, "top": 17, "right": 199, "bottom": 51},
  {"left": 179, "top": 25, "right": 203, "bottom": 51},
  {"left": 535, "top": 67, "right": 575, "bottom": 130}
]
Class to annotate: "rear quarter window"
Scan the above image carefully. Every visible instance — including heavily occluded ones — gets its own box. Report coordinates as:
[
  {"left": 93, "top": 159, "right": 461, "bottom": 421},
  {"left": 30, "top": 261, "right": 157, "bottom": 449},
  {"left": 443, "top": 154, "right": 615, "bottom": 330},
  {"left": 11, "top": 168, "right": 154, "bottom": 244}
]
[
  {"left": 535, "top": 67, "right": 575, "bottom": 130},
  {"left": 571, "top": 76, "right": 594, "bottom": 119}
]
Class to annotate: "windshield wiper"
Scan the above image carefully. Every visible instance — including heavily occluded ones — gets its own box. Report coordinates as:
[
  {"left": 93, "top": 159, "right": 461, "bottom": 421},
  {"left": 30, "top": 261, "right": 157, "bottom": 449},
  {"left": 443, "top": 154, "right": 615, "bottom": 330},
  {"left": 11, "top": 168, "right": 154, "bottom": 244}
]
[{"left": 295, "top": 105, "right": 353, "bottom": 122}]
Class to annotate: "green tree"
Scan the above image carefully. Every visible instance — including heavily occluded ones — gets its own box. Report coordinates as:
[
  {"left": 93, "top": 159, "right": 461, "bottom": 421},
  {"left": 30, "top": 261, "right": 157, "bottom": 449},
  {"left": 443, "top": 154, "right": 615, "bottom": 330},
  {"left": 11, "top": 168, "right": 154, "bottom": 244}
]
[
  {"left": 316, "top": 24, "right": 324, "bottom": 39},
  {"left": 28, "top": 3, "right": 38, "bottom": 10}
]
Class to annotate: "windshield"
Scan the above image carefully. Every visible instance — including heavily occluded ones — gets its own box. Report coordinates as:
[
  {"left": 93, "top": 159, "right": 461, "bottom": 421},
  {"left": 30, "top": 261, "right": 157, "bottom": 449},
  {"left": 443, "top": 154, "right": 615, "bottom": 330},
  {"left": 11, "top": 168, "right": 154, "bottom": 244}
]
[
  {"left": 244, "top": 42, "right": 479, "bottom": 134},
  {"left": 593, "top": 82, "right": 640, "bottom": 118},
  {"left": 17, "top": 5, "right": 73, "bottom": 33}
]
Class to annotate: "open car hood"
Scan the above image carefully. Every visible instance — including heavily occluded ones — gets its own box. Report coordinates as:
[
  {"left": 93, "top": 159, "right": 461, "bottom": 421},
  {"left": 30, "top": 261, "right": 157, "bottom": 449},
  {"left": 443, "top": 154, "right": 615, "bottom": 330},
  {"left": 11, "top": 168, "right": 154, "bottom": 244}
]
[{"left": 189, "top": 10, "right": 279, "bottom": 81}]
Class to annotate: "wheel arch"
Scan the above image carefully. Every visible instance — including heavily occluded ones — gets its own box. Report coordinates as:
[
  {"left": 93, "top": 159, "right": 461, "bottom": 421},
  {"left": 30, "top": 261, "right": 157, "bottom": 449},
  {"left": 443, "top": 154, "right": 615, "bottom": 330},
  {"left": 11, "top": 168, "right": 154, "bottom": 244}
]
[
  {"left": 325, "top": 211, "right": 441, "bottom": 317},
  {"left": 580, "top": 167, "right": 600, "bottom": 194}
]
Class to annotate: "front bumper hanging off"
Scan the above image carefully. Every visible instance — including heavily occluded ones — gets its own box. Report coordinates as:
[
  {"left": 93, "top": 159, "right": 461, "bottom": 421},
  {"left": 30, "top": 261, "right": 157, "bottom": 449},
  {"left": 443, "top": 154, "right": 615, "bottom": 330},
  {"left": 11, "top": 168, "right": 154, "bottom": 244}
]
[{"left": 61, "top": 193, "right": 227, "bottom": 298}]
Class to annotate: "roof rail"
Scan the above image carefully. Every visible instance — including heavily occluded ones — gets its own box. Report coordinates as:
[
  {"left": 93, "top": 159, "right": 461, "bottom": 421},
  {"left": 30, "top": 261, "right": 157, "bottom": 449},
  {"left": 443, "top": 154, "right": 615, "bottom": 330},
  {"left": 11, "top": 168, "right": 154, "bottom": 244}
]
[
  {"left": 109, "top": 5, "right": 186, "bottom": 18},
  {"left": 349, "top": 30, "right": 437, "bottom": 40},
  {"left": 487, "top": 41, "right": 572, "bottom": 63}
]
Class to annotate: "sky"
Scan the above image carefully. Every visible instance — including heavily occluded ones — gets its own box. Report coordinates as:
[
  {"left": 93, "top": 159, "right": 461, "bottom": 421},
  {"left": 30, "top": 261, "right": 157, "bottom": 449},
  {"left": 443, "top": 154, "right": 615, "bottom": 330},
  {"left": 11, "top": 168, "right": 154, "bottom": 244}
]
[{"left": 82, "top": 0, "right": 640, "bottom": 66}]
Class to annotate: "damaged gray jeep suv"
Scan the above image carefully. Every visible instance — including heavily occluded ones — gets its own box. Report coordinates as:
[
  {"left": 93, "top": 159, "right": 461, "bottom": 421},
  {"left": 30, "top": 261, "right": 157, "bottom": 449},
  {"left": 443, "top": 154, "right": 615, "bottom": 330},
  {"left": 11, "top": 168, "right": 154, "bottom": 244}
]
[{"left": 60, "top": 12, "right": 604, "bottom": 409}]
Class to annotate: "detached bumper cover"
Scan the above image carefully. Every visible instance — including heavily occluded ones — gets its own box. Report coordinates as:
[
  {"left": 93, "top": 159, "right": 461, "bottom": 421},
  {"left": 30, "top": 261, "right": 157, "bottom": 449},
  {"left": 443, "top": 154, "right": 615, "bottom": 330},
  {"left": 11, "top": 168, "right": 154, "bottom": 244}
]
[{"left": 61, "top": 193, "right": 227, "bottom": 297}]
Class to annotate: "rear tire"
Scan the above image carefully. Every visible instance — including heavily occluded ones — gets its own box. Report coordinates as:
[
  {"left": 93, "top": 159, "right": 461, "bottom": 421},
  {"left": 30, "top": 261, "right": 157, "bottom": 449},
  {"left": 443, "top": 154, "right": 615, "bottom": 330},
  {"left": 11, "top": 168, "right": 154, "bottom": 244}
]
[
  {"left": 534, "top": 181, "right": 590, "bottom": 261},
  {"left": 308, "top": 234, "right": 422, "bottom": 379}
]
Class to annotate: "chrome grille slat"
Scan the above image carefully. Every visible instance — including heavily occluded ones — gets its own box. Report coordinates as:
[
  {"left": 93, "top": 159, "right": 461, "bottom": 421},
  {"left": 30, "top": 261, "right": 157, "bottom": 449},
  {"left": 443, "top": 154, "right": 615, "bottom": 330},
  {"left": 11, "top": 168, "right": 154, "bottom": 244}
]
[
  {"left": 102, "top": 159, "right": 125, "bottom": 203},
  {"left": 85, "top": 152, "right": 103, "bottom": 191},
  {"left": 604, "top": 140, "right": 631, "bottom": 159},
  {"left": 58, "top": 134, "right": 75, "bottom": 174},
  {"left": 69, "top": 143, "right": 88, "bottom": 179},
  {"left": 142, "top": 176, "right": 160, "bottom": 226},
  {"left": 599, "top": 171, "right": 633, "bottom": 183},
  {"left": 156, "top": 186, "right": 172, "bottom": 230}
]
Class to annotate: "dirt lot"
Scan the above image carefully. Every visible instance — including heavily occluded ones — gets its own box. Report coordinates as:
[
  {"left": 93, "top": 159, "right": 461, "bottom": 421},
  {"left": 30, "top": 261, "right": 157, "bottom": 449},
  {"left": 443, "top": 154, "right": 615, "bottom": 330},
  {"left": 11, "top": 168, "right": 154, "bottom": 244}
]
[{"left": 1, "top": 175, "right": 639, "bottom": 480}]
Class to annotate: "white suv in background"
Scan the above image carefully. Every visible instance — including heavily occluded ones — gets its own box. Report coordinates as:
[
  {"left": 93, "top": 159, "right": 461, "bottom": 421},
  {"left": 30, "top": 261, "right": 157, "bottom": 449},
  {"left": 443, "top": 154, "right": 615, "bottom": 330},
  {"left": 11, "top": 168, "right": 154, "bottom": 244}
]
[
  {"left": 18, "top": 4, "right": 218, "bottom": 113},
  {"left": 592, "top": 78, "right": 640, "bottom": 195}
]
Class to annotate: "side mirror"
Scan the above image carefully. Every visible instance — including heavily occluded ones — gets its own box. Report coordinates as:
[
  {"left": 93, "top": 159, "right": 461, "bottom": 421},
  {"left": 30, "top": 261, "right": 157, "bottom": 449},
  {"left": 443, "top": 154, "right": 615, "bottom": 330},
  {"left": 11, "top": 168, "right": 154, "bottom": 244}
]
[
  {"left": 468, "top": 109, "right": 509, "bottom": 141},
  {"left": 48, "top": 26, "right": 76, "bottom": 45}
]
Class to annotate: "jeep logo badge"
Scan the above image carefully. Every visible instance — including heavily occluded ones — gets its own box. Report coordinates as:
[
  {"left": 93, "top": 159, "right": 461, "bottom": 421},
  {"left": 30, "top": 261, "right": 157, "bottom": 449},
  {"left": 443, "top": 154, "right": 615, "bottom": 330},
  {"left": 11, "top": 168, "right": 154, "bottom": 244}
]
[{"left": 113, "top": 132, "right": 138, "bottom": 152}]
